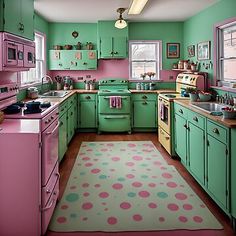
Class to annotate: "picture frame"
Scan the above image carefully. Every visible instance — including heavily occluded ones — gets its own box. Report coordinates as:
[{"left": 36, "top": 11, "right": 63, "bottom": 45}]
[
  {"left": 187, "top": 45, "right": 195, "bottom": 57},
  {"left": 197, "top": 41, "right": 210, "bottom": 60},
  {"left": 166, "top": 43, "right": 180, "bottom": 58}
]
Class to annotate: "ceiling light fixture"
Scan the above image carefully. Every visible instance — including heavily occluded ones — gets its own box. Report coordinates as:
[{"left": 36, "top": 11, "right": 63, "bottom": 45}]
[
  {"left": 115, "top": 8, "right": 127, "bottom": 29},
  {"left": 128, "top": 0, "right": 149, "bottom": 15}
]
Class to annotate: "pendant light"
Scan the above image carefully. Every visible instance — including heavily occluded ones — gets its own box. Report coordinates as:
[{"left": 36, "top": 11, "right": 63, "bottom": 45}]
[{"left": 115, "top": 8, "right": 127, "bottom": 29}]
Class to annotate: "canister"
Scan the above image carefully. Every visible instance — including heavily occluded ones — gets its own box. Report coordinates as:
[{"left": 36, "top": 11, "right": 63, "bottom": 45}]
[{"left": 136, "top": 83, "right": 141, "bottom": 90}]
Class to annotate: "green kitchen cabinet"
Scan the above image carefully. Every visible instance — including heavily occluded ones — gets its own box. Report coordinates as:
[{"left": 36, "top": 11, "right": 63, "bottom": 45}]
[
  {"left": 231, "top": 129, "right": 236, "bottom": 229},
  {"left": 100, "top": 36, "right": 127, "bottom": 58},
  {"left": 132, "top": 93, "right": 157, "bottom": 130},
  {"left": 0, "top": 0, "right": 34, "bottom": 40},
  {"left": 78, "top": 94, "right": 97, "bottom": 129},
  {"left": 67, "top": 94, "right": 77, "bottom": 143},
  {"left": 49, "top": 50, "right": 97, "bottom": 70},
  {"left": 174, "top": 113, "right": 187, "bottom": 165}
]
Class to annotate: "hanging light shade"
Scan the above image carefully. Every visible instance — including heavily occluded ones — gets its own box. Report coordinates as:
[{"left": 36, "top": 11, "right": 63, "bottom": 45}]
[{"left": 115, "top": 8, "right": 127, "bottom": 29}]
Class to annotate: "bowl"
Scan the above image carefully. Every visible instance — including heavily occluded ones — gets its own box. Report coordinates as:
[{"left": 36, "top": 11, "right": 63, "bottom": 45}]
[
  {"left": 64, "top": 45, "right": 73, "bottom": 50},
  {"left": 199, "top": 93, "right": 211, "bottom": 102},
  {"left": 26, "top": 101, "right": 41, "bottom": 110},
  {"left": 53, "top": 45, "right": 62, "bottom": 50}
]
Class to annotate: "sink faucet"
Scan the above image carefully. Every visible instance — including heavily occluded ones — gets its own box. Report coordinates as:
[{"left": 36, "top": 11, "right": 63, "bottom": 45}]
[{"left": 41, "top": 75, "right": 54, "bottom": 94}]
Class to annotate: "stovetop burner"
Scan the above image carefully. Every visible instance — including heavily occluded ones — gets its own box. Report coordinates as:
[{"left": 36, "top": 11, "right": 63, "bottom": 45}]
[{"left": 24, "top": 108, "right": 42, "bottom": 114}]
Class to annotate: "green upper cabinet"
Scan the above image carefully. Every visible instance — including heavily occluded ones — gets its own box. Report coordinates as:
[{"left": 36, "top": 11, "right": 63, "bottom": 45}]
[
  {"left": 49, "top": 50, "right": 97, "bottom": 70},
  {"left": 0, "top": 0, "right": 34, "bottom": 40},
  {"left": 97, "top": 21, "right": 128, "bottom": 59}
]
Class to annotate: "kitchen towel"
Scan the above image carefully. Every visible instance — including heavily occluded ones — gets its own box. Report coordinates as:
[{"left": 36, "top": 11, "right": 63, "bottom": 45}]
[
  {"left": 110, "top": 96, "right": 122, "bottom": 109},
  {"left": 49, "top": 141, "right": 222, "bottom": 233},
  {"left": 160, "top": 103, "right": 165, "bottom": 120}
]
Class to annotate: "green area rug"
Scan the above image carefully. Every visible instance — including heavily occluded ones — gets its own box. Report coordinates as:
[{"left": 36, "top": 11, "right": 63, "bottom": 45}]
[{"left": 49, "top": 141, "right": 222, "bottom": 232}]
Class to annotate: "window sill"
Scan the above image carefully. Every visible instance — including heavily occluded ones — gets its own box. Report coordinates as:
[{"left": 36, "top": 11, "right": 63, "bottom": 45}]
[{"left": 19, "top": 81, "right": 48, "bottom": 90}]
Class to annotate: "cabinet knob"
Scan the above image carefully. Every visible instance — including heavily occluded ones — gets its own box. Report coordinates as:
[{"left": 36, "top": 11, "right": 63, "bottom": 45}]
[
  {"left": 179, "top": 109, "right": 183, "bottom": 114},
  {"left": 113, "top": 52, "right": 118, "bottom": 55},
  {"left": 110, "top": 51, "right": 113, "bottom": 55},
  {"left": 85, "top": 96, "right": 91, "bottom": 99},
  {"left": 193, "top": 116, "right": 198, "bottom": 122},
  {"left": 83, "top": 62, "right": 87, "bottom": 65},
  {"left": 212, "top": 128, "right": 219, "bottom": 134},
  {"left": 142, "top": 95, "right": 147, "bottom": 99},
  {"left": 142, "top": 102, "right": 147, "bottom": 105}
]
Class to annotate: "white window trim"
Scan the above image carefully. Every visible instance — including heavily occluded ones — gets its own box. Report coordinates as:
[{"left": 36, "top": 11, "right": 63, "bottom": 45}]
[{"left": 129, "top": 40, "right": 162, "bottom": 81}]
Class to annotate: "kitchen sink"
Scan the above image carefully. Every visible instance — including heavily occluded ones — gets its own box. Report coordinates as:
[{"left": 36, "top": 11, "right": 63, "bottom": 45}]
[
  {"left": 190, "top": 102, "right": 226, "bottom": 113},
  {"left": 40, "top": 90, "right": 71, "bottom": 98}
]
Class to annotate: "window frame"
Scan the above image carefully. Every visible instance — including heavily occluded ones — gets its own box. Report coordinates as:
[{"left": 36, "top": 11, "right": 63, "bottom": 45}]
[
  {"left": 19, "top": 31, "right": 47, "bottom": 88},
  {"left": 129, "top": 40, "right": 162, "bottom": 81}
]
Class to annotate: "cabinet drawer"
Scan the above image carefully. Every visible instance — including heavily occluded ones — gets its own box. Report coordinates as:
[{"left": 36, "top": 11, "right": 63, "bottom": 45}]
[
  {"left": 158, "top": 127, "right": 171, "bottom": 155},
  {"left": 207, "top": 120, "right": 228, "bottom": 144},
  {"left": 59, "top": 101, "right": 67, "bottom": 115},
  {"left": 174, "top": 103, "right": 188, "bottom": 119},
  {"left": 188, "top": 110, "right": 205, "bottom": 129},
  {"left": 79, "top": 94, "right": 96, "bottom": 101},
  {"left": 132, "top": 93, "right": 157, "bottom": 101}
]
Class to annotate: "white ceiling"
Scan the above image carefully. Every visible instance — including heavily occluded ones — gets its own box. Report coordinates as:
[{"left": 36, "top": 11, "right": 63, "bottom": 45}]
[{"left": 34, "top": 0, "right": 220, "bottom": 23}]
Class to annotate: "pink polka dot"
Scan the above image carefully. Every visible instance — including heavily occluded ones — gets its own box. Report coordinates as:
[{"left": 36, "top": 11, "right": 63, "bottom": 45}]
[
  {"left": 162, "top": 172, "right": 173, "bottom": 179},
  {"left": 132, "top": 181, "right": 143, "bottom": 187},
  {"left": 159, "top": 217, "right": 165, "bottom": 222},
  {"left": 82, "top": 157, "right": 90, "bottom": 161},
  {"left": 126, "top": 174, "right": 135, "bottom": 179},
  {"left": 82, "top": 202, "right": 93, "bottom": 210},
  {"left": 107, "top": 217, "right": 118, "bottom": 225},
  {"left": 133, "top": 214, "right": 143, "bottom": 221},
  {"left": 167, "top": 203, "right": 179, "bottom": 211},
  {"left": 70, "top": 185, "right": 77, "bottom": 190},
  {"left": 193, "top": 216, "right": 203, "bottom": 223},
  {"left": 83, "top": 192, "right": 90, "bottom": 197},
  {"left": 148, "top": 183, "right": 156, "bottom": 188},
  {"left": 91, "top": 168, "right": 101, "bottom": 174},
  {"left": 112, "top": 157, "right": 120, "bottom": 161},
  {"left": 112, "top": 183, "right": 123, "bottom": 190},
  {"left": 94, "top": 184, "right": 101, "bottom": 188},
  {"left": 101, "top": 148, "right": 108, "bottom": 152},
  {"left": 175, "top": 193, "right": 188, "bottom": 200},
  {"left": 80, "top": 152, "right": 85, "bottom": 155},
  {"left": 61, "top": 205, "right": 68, "bottom": 210},
  {"left": 179, "top": 216, "right": 188, "bottom": 223},
  {"left": 153, "top": 161, "right": 162, "bottom": 166},
  {"left": 142, "top": 149, "right": 152, "bottom": 152},
  {"left": 138, "top": 191, "right": 150, "bottom": 198},
  {"left": 85, "top": 162, "right": 93, "bottom": 167},
  {"left": 148, "top": 202, "right": 157, "bottom": 209},
  {"left": 107, "top": 143, "right": 114, "bottom": 146},
  {"left": 57, "top": 216, "right": 67, "bottom": 223},
  {"left": 126, "top": 162, "right": 135, "bottom": 166},
  {"left": 99, "top": 192, "right": 109, "bottom": 198},
  {"left": 132, "top": 155, "right": 143, "bottom": 161},
  {"left": 128, "top": 143, "right": 136, "bottom": 147},
  {"left": 120, "top": 202, "right": 131, "bottom": 209},
  {"left": 167, "top": 182, "right": 177, "bottom": 188},
  {"left": 82, "top": 183, "right": 89, "bottom": 188},
  {"left": 183, "top": 204, "right": 193, "bottom": 210}
]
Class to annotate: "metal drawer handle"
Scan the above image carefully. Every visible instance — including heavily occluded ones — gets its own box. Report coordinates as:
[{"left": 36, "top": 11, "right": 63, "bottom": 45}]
[
  {"left": 193, "top": 116, "right": 198, "bottom": 122},
  {"left": 184, "top": 124, "right": 187, "bottom": 129},
  {"left": 212, "top": 128, "right": 219, "bottom": 134},
  {"left": 46, "top": 122, "right": 60, "bottom": 135},
  {"left": 142, "top": 102, "right": 147, "bottom": 105},
  {"left": 142, "top": 95, "right": 147, "bottom": 99},
  {"left": 104, "top": 116, "right": 126, "bottom": 119},
  {"left": 41, "top": 198, "right": 56, "bottom": 211},
  {"left": 179, "top": 109, "right": 183, "bottom": 114}
]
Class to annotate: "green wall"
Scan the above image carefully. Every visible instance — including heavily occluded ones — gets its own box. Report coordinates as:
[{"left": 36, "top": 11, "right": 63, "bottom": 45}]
[
  {"left": 129, "top": 22, "right": 184, "bottom": 70},
  {"left": 183, "top": 0, "right": 236, "bottom": 82},
  {"left": 34, "top": 12, "right": 49, "bottom": 35},
  {"left": 48, "top": 23, "right": 97, "bottom": 50}
]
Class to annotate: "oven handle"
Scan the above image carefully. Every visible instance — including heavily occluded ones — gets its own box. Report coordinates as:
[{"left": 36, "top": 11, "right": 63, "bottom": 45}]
[
  {"left": 41, "top": 193, "right": 57, "bottom": 211},
  {"left": 104, "top": 115, "right": 127, "bottom": 119},
  {"left": 103, "top": 96, "right": 129, "bottom": 99},
  {"left": 46, "top": 122, "right": 60, "bottom": 135}
]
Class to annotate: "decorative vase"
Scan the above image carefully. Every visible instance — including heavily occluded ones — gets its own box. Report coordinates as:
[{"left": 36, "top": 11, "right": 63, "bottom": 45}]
[{"left": 189, "top": 93, "right": 198, "bottom": 102}]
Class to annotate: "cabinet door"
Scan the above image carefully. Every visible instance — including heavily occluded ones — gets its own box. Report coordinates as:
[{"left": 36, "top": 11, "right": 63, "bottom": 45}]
[
  {"left": 83, "top": 50, "right": 97, "bottom": 70},
  {"left": 100, "top": 36, "right": 113, "bottom": 58},
  {"left": 49, "top": 50, "right": 63, "bottom": 70},
  {"left": 189, "top": 122, "right": 205, "bottom": 185},
  {"left": 174, "top": 114, "right": 187, "bottom": 164},
  {"left": 67, "top": 105, "right": 74, "bottom": 143},
  {"left": 72, "top": 102, "right": 78, "bottom": 131},
  {"left": 59, "top": 112, "right": 67, "bottom": 162},
  {"left": 207, "top": 135, "right": 227, "bottom": 208},
  {"left": 133, "top": 101, "right": 156, "bottom": 128},
  {"left": 60, "top": 51, "right": 77, "bottom": 70},
  {"left": 79, "top": 101, "right": 96, "bottom": 128},
  {"left": 113, "top": 36, "right": 127, "bottom": 58}
]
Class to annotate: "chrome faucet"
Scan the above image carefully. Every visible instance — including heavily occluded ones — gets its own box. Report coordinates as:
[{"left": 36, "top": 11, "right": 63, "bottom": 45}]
[{"left": 41, "top": 75, "right": 54, "bottom": 94}]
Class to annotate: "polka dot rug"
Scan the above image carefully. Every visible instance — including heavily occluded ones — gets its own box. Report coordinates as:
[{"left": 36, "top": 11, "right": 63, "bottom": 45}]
[{"left": 49, "top": 141, "right": 222, "bottom": 232}]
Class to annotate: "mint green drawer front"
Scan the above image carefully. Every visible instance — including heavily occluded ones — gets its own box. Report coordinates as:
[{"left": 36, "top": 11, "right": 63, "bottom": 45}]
[
  {"left": 174, "top": 103, "right": 188, "bottom": 119},
  {"left": 79, "top": 94, "right": 96, "bottom": 101},
  {"left": 132, "top": 94, "right": 157, "bottom": 100},
  {"left": 188, "top": 110, "right": 205, "bottom": 129},
  {"left": 207, "top": 120, "right": 228, "bottom": 144},
  {"left": 59, "top": 101, "right": 68, "bottom": 115}
]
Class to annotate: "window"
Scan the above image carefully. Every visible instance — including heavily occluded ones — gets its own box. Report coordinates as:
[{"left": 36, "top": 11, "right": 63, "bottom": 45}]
[
  {"left": 129, "top": 41, "right": 162, "bottom": 80},
  {"left": 218, "top": 22, "right": 236, "bottom": 81},
  {"left": 20, "top": 32, "right": 46, "bottom": 86}
]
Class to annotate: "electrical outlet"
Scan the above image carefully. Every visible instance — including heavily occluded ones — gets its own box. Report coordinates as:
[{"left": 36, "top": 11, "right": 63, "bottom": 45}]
[
  {"left": 77, "top": 76, "right": 83, "bottom": 80},
  {"left": 169, "top": 75, "right": 174, "bottom": 80},
  {"left": 86, "top": 75, "right": 91, "bottom": 78}
]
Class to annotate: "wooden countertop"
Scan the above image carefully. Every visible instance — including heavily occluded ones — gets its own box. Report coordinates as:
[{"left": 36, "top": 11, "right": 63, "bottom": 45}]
[{"left": 175, "top": 100, "right": 236, "bottom": 128}]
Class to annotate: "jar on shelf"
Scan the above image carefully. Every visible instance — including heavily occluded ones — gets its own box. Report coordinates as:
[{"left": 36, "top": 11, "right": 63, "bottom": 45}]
[{"left": 178, "top": 60, "right": 184, "bottom": 69}]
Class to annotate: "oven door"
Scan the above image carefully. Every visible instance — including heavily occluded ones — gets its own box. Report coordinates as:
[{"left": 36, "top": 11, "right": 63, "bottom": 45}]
[
  {"left": 158, "top": 96, "right": 171, "bottom": 134},
  {"left": 24, "top": 45, "right": 36, "bottom": 68},
  {"left": 42, "top": 119, "right": 59, "bottom": 186}
]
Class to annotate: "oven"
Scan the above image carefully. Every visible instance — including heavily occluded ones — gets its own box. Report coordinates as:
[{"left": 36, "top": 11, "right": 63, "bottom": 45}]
[{"left": 98, "top": 79, "right": 131, "bottom": 134}]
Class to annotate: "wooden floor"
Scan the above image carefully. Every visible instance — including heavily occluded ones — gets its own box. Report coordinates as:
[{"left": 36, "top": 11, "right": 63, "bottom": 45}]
[{"left": 47, "top": 132, "right": 235, "bottom": 236}]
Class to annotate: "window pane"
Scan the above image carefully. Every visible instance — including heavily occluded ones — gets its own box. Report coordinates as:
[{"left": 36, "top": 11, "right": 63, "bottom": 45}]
[
  {"left": 223, "top": 59, "right": 236, "bottom": 80},
  {"left": 35, "top": 34, "right": 43, "bottom": 60},
  {"left": 223, "top": 25, "right": 236, "bottom": 58},
  {"left": 131, "top": 44, "right": 156, "bottom": 61},
  {"left": 131, "top": 61, "right": 156, "bottom": 79}
]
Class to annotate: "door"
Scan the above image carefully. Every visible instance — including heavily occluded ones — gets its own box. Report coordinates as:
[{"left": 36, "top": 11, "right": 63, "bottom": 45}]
[
  {"left": 79, "top": 100, "right": 96, "bottom": 128},
  {"left": 189, "top": 122, "right": 205, "bottom": 185},
  {"left": 133, "top": 101, "right": 156, "bottom": 128},
  {"left": 207, "top": 135, "right": 227, "bottom": 208},
  {"left": 113, "top": 36, "right": 127, "bottom": 58},
  {"left": 174, "top": 114, "right": 187, "bottom": 164},
  {"left": 100, "top": 36, "right": 112, "bottom": 58},
  {"left": 67, "top": 105, "right": 74, "bottom": 143},
  {"left": 59, "top": 112, "right": 67, "bottom": 162}
]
